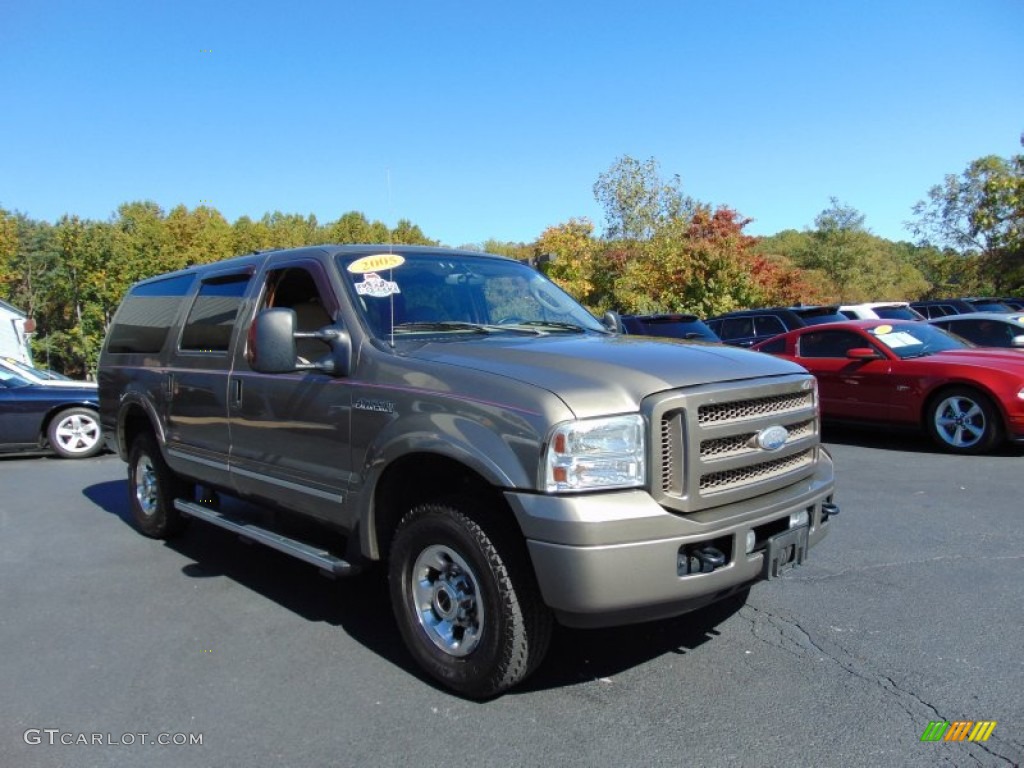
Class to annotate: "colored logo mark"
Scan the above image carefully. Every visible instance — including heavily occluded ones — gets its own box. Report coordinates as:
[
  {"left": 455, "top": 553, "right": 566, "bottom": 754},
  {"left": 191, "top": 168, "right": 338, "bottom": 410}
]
[{"left": 920, "top": 720, "right": 997, "bottom": 742}]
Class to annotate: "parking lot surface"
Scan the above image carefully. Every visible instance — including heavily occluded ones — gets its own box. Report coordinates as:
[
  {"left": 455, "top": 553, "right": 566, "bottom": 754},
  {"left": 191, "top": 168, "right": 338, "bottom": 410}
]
[{"left": 1, "top": 429, "right": 1022, "bottom": 767}]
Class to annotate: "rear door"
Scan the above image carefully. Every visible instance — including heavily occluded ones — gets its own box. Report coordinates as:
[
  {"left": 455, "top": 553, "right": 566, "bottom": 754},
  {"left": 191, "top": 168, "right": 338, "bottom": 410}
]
[{"left": 163, "top": 270, "right": 254, "bottom": 487}]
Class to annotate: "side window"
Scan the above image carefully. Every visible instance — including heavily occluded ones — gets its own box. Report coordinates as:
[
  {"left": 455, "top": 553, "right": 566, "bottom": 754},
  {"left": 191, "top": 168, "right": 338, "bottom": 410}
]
[
  {"left": 180, "top": 274, "right": 251, "bottom": 352},
  {"left": 106, "top": 274, "right": 196, "bottom": 354},
  {"left": 260, "top": 266, "right": 334, "bottom": 361},
  {"left": 798, "top": 330, "right": 865, "bottom": 359},
  {"left": 721, "top": 317, "right": 754, "bottom": 340},
  {"left": 754, "top": 315, "right": 786, "bottom": 337}
]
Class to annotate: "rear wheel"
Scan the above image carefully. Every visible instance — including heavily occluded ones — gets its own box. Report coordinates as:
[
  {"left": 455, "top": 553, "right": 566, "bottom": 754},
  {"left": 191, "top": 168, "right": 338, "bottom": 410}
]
[
  {"left": 388, "top": 497, "right": 552, "bottom": 698},
  {"left": 926, "top": 387, "right": 1001, "bottom": 454},
  {"left": 47, "top": 407, "right": 103, "bottom": 459},
  {"left": 128, "top": 434, "right": 190, "bottom": 538}
]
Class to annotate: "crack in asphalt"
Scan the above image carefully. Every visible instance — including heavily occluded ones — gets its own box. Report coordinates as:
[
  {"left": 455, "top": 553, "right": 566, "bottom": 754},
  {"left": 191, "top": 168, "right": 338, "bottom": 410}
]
[{"left": 739, "top": 604, "right": 1019, "bottom": 766}]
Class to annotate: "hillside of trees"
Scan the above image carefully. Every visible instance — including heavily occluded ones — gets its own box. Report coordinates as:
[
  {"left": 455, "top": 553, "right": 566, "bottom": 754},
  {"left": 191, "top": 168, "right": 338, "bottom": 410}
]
[{"left": 1, "top": 136, "right": 1020, "bottom": 377}]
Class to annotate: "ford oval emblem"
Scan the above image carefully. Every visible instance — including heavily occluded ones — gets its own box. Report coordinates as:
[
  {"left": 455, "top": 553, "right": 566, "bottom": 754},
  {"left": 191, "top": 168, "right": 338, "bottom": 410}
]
[{"left": 756, "top": 425, "right": 789, "bottom": 451}]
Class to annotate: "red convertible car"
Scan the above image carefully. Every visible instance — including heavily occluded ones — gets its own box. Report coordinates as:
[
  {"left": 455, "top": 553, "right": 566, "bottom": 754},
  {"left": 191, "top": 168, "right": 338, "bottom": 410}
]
[{"left": 751, "top": 319, "right": 1024, "bottom": 454}]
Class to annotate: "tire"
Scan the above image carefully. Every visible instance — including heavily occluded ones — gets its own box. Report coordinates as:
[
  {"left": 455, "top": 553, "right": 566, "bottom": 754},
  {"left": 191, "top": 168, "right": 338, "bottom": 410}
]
[
  {"left": 47, "top": 407, "right": 103, "bottom": 459},
  {"left": 388, "top": 497, "right": 553, "bottom": 699},
  {"left": 926, "top": 386, "right": 1002, "bottom": 454},
  {"left": 128, "top": 434, "right": 190, "bottom": 538}
]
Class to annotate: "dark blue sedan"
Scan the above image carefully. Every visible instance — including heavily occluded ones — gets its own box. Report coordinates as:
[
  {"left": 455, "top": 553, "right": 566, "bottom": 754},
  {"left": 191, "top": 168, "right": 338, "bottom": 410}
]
[{"left": 0, "top": 369, "right": 103, "bottom": 458}]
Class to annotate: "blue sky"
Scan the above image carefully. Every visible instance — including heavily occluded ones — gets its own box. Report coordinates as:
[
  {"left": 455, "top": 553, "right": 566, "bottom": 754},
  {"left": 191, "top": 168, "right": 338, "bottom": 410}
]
[{"left": 2, "top": 0, "right": 1022, "bottom": 248}]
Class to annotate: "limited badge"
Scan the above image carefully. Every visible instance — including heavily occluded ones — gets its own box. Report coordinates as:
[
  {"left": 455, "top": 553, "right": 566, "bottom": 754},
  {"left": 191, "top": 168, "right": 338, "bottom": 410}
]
[
  {"left": 355, "top": 272, "right": 401, "bottom": 298},
  {"left": 348, "top": 254, "right": 406, "bottom": 274}
]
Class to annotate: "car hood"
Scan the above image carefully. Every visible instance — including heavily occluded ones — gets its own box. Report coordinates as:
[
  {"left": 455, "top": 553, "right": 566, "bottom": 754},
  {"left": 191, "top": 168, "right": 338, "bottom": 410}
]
[
  {"left": 407, "top": 334, "right": 805, "bottom": 418},
  {"left": 928, "top": 348, "right": 1024, "bottom": 371}
]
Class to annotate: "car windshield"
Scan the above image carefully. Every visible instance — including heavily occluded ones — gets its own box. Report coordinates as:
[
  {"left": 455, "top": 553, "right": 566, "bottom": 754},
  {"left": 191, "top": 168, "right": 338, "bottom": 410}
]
[
  {"left": 799, "top": 310, "right": 847, "bottom": 325},
  {"left": 873, "top": 306, "right": 922, "bottom": 320},
  {"left": 868, "top": 323, "right": 968, "bottom": 359},
  {"left": 336, "top": 252, "right": 606, "bottom": 342}
]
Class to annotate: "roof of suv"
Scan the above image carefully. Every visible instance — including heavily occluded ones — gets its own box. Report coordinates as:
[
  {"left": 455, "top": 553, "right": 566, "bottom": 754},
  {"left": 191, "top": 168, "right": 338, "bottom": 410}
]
[{"left": 617, "top": 313, "right": 720, "bottom": 342}]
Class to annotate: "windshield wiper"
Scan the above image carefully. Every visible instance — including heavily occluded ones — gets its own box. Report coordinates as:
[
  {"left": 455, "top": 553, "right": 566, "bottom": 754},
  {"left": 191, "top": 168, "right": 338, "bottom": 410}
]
[
  {"left": 513, "top": 321, "right": 589, "bottom": 333},
  {"left": 393, "top": 321, "right": 496, "bottom": 334}
]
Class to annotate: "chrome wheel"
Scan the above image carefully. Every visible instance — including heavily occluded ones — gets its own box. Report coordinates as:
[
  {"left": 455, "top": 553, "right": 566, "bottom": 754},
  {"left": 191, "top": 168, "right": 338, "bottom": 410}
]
[
  {"left": 134, "top": 454, "right": 159, "bottom": 518},
  {"left": 410, "top": 544, "right": 484, "bottom": 657}
]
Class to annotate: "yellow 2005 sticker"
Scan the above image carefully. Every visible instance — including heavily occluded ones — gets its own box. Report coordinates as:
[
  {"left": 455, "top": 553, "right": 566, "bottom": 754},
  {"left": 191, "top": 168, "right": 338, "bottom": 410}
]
[{"left": 348, "top": 254, "right": 406, "bottom": 274}]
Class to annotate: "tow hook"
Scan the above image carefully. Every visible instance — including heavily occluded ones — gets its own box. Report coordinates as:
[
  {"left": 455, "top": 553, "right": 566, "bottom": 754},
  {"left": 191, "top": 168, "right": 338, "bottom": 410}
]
[
  {"left": 821, "top": 502, "right": 840, "bottom": 520},
  {"left": 679, "top": 545, "right": 727, "bottom": 576}
]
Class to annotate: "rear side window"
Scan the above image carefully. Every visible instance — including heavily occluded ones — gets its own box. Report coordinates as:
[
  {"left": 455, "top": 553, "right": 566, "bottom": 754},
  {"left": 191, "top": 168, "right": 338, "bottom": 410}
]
[
  {"left": 180, "top": 275, "right": 251, "bottom": 352},
  {"left": 106, "top": 274, "right": 196, "bottom": 354},
  {"left": 753, "top": 315, "right": 786, "bottom": 337}
]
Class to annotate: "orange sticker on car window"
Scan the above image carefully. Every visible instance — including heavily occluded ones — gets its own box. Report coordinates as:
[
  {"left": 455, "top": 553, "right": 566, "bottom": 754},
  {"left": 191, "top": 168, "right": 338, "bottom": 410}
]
[{"left": 348, "top": 254, "right": 405, "bottom": 274}]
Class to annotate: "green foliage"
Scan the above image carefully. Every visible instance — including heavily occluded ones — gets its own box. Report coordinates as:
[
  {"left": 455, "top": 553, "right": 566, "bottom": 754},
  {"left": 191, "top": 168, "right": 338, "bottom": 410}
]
[
  {"left": 911, "top": 138, "right": 1024, "bottom": 292},
  {"left": 593, "top": 156, "right": 694, "bottom": 241}
]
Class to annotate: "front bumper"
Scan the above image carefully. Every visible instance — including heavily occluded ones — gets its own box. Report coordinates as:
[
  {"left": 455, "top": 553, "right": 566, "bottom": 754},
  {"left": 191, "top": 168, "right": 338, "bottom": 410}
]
[{"left": 505, "top": 451, "right": 836, "bottom": 628}]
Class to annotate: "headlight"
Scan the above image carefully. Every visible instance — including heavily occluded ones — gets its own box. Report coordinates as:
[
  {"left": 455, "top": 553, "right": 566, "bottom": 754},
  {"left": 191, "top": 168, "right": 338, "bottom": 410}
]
[{"left": 543, "top": 414, "right": 646, "bottom": 492}]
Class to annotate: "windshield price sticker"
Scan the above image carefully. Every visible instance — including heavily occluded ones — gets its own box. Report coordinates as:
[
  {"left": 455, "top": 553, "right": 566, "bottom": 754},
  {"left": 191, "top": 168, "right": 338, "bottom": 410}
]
[
  {"left": 355, "top": 272, "right": 401, "bottom": 298},
  {"left": 873, "top": 331, "right": 920, "bottom": 348},
  {"left": 348, "top": 254, "right": 406, "bottom": 274}
]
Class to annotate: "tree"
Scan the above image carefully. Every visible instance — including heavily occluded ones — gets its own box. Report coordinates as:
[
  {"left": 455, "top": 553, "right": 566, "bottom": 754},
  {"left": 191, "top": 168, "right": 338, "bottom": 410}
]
[
  {"left": 911, "top": 139, "right": 1024, "bottom": 292},
  {"left": 592, "top": 156, "right": 693, "bottom": 241},
  {"left": 536, "top": 218, "right": 615, "bottom": 310}
]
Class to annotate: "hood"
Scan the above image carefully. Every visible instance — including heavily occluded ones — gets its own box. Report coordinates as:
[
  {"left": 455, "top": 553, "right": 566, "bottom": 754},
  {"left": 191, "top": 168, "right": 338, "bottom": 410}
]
[
  {"left": 407, "top": 334, "right": 805, "bottom": 417},
  {"left": 930, "top": 348, "right": 1024, "bottom": 372}
]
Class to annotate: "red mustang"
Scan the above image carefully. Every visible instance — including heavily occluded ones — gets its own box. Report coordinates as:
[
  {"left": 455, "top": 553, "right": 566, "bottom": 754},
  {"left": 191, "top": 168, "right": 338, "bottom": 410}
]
[{"left": 751, "top": 319, "right": 1024, "bottom": 454}]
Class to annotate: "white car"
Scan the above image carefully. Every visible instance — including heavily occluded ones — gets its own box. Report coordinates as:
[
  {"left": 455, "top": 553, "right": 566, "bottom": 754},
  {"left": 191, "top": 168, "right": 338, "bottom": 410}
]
[
  {"left": 839, "top": 302, "right": 924, "bottom": 321},
  {"left": 0, "top": 357, "right": 97, "bottom": 388}
]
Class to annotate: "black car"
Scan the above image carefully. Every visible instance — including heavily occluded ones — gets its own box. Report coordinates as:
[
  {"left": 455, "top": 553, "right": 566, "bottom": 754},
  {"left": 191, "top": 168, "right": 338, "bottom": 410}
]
[
  {"left": 910, "top": 298, "right": 1014, "bottom": 319},
  {"left": 616, "top": 313, "right": 721, "bottom": 342},
  {"left": 0, "top": 369, "right": 103, "bottom": 458},
  {"left": 705, "top": 305, "right": 847, "bottom": 347}
]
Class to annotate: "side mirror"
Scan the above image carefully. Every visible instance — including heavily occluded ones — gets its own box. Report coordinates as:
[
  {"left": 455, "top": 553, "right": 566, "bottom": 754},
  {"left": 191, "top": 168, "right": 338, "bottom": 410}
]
[
  {"left": 249, "top": 308, "right": 353, "bottom": 376},
  {"left": 846, "top": 347, "right": 880, "bottom": 360},
  {"left": 602, "top": 311, "right": 625, "bottom": 334},
  {"left": 249, "top": 308, "right": 299, "bottom": 373}
]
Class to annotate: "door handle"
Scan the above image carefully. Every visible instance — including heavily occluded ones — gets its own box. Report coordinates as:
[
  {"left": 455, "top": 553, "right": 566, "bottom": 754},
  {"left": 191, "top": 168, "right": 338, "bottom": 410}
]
[{"left": 232, "top": 378, "right": 243, "bottom": 407}]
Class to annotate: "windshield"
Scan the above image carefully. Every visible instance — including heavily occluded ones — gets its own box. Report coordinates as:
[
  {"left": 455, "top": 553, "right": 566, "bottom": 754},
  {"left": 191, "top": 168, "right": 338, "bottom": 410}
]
[
  {"left": 873, "top": 306, "right": 923, "bottom": 320},
  {"left": 868, "top": 322, "right": 968, "bottom": 359},
  {"left": 337, "top": 251, "right": 606, "bottom": 341},
  {"left": 0, "top": 368, "right": 31, "bottom": 387}
]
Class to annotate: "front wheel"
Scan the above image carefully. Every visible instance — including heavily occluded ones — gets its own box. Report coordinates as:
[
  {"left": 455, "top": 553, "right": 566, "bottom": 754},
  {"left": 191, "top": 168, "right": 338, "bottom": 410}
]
[
  {"left": 388, "top": 498, "right": 552, "bottom": 698},
  {"left": 926, "top": 387, "right": 1001, "bottom": 454},
  {"left": 47, "top": 407, "right": 103, "bottom": 458},
  {"left": 128, "top": 434, "right": 190, "bottom": 538}
]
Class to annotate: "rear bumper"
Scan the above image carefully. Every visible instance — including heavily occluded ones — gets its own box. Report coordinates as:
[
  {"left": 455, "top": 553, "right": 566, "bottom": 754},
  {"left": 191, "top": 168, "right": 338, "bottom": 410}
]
[{"left": 506, "top": 452, "right": 836, "bottom": 628}]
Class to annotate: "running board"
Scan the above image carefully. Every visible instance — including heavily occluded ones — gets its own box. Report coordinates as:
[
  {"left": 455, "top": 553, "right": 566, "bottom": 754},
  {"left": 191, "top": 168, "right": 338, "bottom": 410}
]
[{"left": 174, "top": 499, "right": 356, "bottom": 577}]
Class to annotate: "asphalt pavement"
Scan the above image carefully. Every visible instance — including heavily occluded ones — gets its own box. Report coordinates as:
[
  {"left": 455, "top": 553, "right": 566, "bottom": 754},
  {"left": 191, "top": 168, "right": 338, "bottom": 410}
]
[{"left": 1, "top": 428, "right": 1021, "bottom": 767}]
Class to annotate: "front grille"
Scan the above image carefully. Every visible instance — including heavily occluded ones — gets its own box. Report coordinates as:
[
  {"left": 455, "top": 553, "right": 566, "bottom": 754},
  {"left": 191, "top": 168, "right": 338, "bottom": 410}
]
[
  {"left": 700, "top": 449, "right": 814, "bottom": 494},
  {"left": 651, "top": 375, "right": 819, "bottom": 513}
]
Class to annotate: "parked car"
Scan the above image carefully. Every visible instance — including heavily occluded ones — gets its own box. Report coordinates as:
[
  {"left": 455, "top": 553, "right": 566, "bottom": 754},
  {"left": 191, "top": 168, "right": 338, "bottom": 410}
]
[
  {"left": 839, "top": 302, "right": 924, "bottom": 321},
  {"left": 706, "top": 305, "right": 848, "bottom": 347},
  {"left": 0, "top": 356, "right": 97, "bottom": 388},
  {"left": 615, "top": 313, "right": 721, "bottom": 342},
  {"left": 927, "top": 312, "right": 1024, "bottom": 349},
  {"left": 909, "top": 298, "right": 1014, "bottom": 319},
  {"left": 999, "top": 297, "right": 1024, "bottom": 310},
  {"left": 0, "top": 368, "right": 103, "bottom": 458},
  {"left": 751, "top": 319, "right": 1024, "bottom": 454}
]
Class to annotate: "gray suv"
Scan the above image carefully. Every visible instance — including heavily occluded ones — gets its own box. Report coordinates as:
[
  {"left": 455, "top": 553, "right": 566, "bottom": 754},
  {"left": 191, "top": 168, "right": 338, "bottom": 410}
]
[{"left": 98, "top": 245, "right": 838, "bottom": 697}]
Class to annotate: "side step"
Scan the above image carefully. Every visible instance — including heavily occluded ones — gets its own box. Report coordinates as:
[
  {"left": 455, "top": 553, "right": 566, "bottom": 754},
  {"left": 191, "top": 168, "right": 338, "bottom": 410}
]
[{"left": 174, "top": 499, "right": 356, "bottom": 577}]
